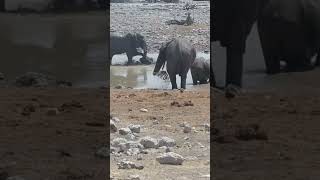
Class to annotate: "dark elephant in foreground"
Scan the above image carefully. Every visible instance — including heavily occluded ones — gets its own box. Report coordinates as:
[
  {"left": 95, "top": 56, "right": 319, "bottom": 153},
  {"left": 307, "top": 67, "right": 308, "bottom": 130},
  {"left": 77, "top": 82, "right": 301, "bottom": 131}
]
[
  {"left": 110, "top": 33, "right": 151, "bottom": 65},
  {"left": 257, "top": 0, "right": 320, "bottom": 74},
  {"left": 191, "top": 57, "right": 210, "bottom": 85},
  {"left": 153, "top": 38, "right": 196, "bottom": 89}
]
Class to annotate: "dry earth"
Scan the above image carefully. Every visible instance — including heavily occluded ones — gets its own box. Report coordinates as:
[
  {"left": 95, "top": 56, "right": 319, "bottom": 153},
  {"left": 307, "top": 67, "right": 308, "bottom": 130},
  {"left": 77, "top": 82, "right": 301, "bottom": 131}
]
[{"left": 110, "top": 86, "right": 210, "bottom": 180}]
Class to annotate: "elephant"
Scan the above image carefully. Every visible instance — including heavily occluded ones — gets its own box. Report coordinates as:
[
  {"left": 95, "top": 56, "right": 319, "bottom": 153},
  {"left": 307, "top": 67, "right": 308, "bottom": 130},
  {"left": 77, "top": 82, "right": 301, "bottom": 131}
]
[
  {"left": 191, "top": 57, "right": 210, "bottom": 85},
  {"left": 257, "top": 0, "right": 320, "bottom": 74},
  {"left": 110, "top": 33, "right": 151, "bottom": 65},
  {"left": 212, "top": 0, "right": 266, "bottom": 88},
  {"left": 153, "top": 38, "right": 196, "bottom": 89}
]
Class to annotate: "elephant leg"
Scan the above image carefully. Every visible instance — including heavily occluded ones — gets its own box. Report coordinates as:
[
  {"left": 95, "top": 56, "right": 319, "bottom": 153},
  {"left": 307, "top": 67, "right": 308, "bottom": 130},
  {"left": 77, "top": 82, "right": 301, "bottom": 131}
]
[
  {"left": 257, "top": 19, "right": 281, "bottom": 74},
  {"left": 316, "top": 52, "right": 320, "bottom": 66},
  {"left": 191, "top": 69, "right": 198, "bottom": 85},
  {"left": 180, "top": 74, "right": 187, "bottom": 89},
  {"left": 126, "top": 55, "right": 134, "bottom": 65},
  {"left": 169, "top": 74, "right": 178, "bottom": 89},
  {"left": 226, "top": 47, "right": 243, "bottom": 87}
]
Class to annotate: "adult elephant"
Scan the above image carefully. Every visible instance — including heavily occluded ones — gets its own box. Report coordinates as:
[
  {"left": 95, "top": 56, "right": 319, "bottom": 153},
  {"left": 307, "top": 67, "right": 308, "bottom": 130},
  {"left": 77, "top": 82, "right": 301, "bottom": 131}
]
[
  {"left": 257, "top": 0, "right": 320, "bottom": 74},
  {"left": 212, "top": 0, "right": 266, "bottom": 88},
  {"left": 153, "top": 38, "right": 196, "bottom": 89},
  {"left": 110, "top": 33, "right": 149, "bottom": 65}
]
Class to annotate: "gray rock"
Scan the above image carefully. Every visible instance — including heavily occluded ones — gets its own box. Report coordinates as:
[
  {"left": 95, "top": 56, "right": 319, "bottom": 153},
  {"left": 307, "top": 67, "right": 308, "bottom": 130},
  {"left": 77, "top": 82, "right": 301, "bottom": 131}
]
[
  {"left": 124, "top": 133, "right": 136, "bottom": 141},
  {"left": 128, "top": 175, "right": 140, "bottom": 180},
  {"left": 158, "top": 137, "right": 176, "bottom": 147},
  {"left": 112, "top": 116, "right": 121, "bottom": 122},
  {"left": 119, "top": 128, "right": 132, "bottom": 135},
  {"left": 118, "top": 160, "right": 144, "bottom": 170},
  {"left": 183, "top": 125, "right": 192, "bottom": 133},
  {"left": 156, "top": 152, "right": 184, "bottom": 165},
  {"left": 128, "top": 124, "right": 141, "bottom": 133},
  {"left": 110, "top": 120, "right": 117, "bottom": 133},
  {"left": 139, "top": 136, "right": 158, "bottom": 149},
  {"left": 119, "top": 141, "right": 143, "bottom": 155},
  {"left": 203, "top": 123, "right": 210, "bottom": 131},
  {"left": 111, "top": 138, "right": 128, "bottom": 147}
]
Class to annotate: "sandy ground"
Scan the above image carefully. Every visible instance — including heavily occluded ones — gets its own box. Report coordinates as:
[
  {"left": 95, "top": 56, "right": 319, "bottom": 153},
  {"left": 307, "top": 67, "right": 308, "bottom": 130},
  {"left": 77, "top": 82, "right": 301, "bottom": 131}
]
[
  {"left": 0, "top": 87, "right": 108, "bottom": 180},
  {"left": 212, "top": 69, "right": 320, "bottom": 180},
  {"left": 110, "top": 86, "right": 210, "bottom": 180}
]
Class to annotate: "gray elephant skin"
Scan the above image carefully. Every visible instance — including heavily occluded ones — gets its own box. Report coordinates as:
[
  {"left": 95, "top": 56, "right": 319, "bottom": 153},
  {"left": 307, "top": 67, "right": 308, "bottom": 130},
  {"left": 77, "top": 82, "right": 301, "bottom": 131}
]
[
  {"left": 191, "top": 57, "right": 210, "bottom": 85},
  {"left": 257, "top": 0, "right": 320, "bottom": 74},
  {"left": 153, "top": 38, "right": 196, "bottom": 89},
  {"left": 110, "top": 33, "right": 149, "bottom": 65}
]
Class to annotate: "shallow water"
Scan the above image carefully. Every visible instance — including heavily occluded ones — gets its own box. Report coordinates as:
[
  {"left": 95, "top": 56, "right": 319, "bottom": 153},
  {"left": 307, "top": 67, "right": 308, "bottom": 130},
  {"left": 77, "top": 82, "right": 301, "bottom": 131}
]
[
  {"left": 0, "top": 13, "right": 107, "bottom": 87},
  {"left": 110, "top": 52, "right": 210, "bottom": 89}
]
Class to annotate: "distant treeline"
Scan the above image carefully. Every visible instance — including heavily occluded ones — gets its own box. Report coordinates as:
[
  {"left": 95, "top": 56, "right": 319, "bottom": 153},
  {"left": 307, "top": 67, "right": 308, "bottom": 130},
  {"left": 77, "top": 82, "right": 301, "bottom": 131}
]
[{"left": 0, "top": 0, "right": 107, "bottom": 13}]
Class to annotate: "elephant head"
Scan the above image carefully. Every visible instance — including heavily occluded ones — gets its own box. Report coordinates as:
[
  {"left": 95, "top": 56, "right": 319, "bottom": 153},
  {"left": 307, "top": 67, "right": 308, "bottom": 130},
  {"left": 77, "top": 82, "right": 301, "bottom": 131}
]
[
  {"left": 125, "top": 33, "right": 147, "bottom": 57},
  {"left": 153, "top": 43, "right": 168, "bottom": 75}
]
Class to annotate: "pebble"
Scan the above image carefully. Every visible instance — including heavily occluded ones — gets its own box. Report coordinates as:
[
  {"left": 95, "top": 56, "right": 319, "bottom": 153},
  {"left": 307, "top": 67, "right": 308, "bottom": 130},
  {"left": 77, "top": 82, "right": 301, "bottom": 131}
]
[
  {"left": 128, "top": 124, "right": 141, "bottom": 133},
  {"left": 183, "top": 125, "right": 192, "bottom": 133},
  {"left": 158, "top": 137, "right": 176, "bottom": 147},
  {"left": 203, "top": 123, "right": 210, "bottom": 131},
  {"left": 112, "top": 117, "right": 121, "bottom": 122},
  {"left": 139, "top": 136, "right": 158, "bottom": 149},
  {"left": 118, "top": 160, "right": 144, "bottom": 170},
  {"left": 156, "top": 152, "right": 184, "bottom": 165},
  {"left": 111, "top": 138, "right": 128, "bottom": 147},
  {"left": 128, "top": 175, "right": 140, "bottom": 180},
  {"left": 139, "top": 108, "right": 148, "bottom": 112},
  {"left": 119, "top": 128, "right": 132, "bottom": 135}
]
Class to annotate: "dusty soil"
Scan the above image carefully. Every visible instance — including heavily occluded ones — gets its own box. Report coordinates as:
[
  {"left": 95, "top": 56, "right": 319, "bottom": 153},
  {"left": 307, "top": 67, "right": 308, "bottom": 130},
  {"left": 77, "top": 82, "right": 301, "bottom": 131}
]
[
  {"left": 110, "top": 86, "right": 210, "bottom": 180},
  {"left": 212, "top": 71, "right": 320, "bottom": 180},
  {"left": 110, "top": 1, "right": 210, "bottom": 53},
  {"left": 0, "top": 87, "right": 108, "bottom": 180}
]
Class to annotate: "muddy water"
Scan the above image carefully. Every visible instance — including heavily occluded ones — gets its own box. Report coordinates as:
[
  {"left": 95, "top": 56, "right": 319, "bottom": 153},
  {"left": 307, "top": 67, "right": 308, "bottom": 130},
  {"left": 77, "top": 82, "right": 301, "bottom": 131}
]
[
  {"left": 110, "top": 52, "right": 210, "bottom": 89},
  {"left": 0, "top": 13, "right": 107, "bottom": 87}
]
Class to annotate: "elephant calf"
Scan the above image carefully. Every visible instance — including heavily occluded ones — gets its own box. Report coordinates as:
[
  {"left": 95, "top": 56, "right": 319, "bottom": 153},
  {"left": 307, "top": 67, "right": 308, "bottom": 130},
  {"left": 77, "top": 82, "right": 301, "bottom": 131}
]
[{"left": 191, "top": 57, "right": 210, "bottom": 85}]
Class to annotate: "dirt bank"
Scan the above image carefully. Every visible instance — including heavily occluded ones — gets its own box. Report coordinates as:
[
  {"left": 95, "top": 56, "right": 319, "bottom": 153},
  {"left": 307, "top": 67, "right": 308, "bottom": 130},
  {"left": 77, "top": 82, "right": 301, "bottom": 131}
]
[
  {"left": 110, "top": 86, "right": 210, "bottom": 179},
  {"left": 0, "top": 87, "right": 107, "bottom": 180},
  {"left": 212, "top": 75, "right": 320, "bottom": 179}
]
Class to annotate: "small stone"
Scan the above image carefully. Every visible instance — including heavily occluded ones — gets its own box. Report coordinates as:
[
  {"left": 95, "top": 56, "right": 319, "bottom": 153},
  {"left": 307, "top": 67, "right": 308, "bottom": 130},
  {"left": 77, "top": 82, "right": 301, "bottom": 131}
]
[
  {"left": 183, "top": 125, "right": 192, "bottom": 133},
  {"left": 124, "top": 133, "right": 136, "bottom": 141},
  {"left": 46, "top": 108, "right": 59, "bottom": 116},
  {"left": 128, "top": 124, "right": 141, "bottom": 133},
  {"left": 128, "top": 175, "right": 140, "bottom": 180},
  {"left": 139, "top": 108, "right": 148, "bottom": 112},
  {"left": 110, "top": 120, "right": 117, "bottom": 133},
  {"left": 158, "top": 137, "right": 176, "bottom": 147},
  {"left": 119, "top": 128, "right": 132, "bottom": 135},
  {"left": 139, "top": 136, "right": 158, "bottom": 149},
  {"left": 111, "top": 138, "right": 127, "bottom": 147},
  {"left": 184, "top": 136, "right": 189, "bottom": 140},
  {"left": 137, "top": 155, "right": 143, "bottom": 160},
  {"left": 115, "top": 85, "right": 124, "bottom": 89},
  {"left": 156, "top": 152, "right": 184, "bottom": 165},
  {"left": 118, "top": 160, "right": 144, "bottom": 170},
  {"left": 112, "top": 117, "right": 121, "bottom": 122}
]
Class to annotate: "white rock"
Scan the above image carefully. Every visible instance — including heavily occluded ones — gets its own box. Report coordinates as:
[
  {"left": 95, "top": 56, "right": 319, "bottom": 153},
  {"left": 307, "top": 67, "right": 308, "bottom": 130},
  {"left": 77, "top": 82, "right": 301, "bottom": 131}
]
[
  {"left": 139, "top": 108, "right": 148, "bottom": 112},
  {"left": 139, "top": 136, "right": 158, "bottom": 149},
  {"left": 156, "top": 152, "right": 184, "bottom": 165},
  {"left": 128, "top": 124, "right": 141, "bottom": 133},
  {"left": 111, "top": 138, "right": 127, "bottom": 147},
  {"left": 128, "top": 175, "right": 140, "bottom": 180},
  {"left": 119, "top": 127, "right": 132, "bottom": 135},
  {"left": 158, "top": 137, "right": 176, "bottom": 147},
  {"left": 118, "top": 160, "right": 144, "bottom": 170},
  {"left": 112, "top": 116, "right": 121, "bottom": 122}
]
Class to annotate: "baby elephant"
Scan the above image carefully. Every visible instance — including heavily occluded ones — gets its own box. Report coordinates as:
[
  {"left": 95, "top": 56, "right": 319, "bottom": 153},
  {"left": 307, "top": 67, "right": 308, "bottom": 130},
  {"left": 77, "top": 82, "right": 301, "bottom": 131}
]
[{"left": 191, "top": 57, "right": 210, "bottom": 85}]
